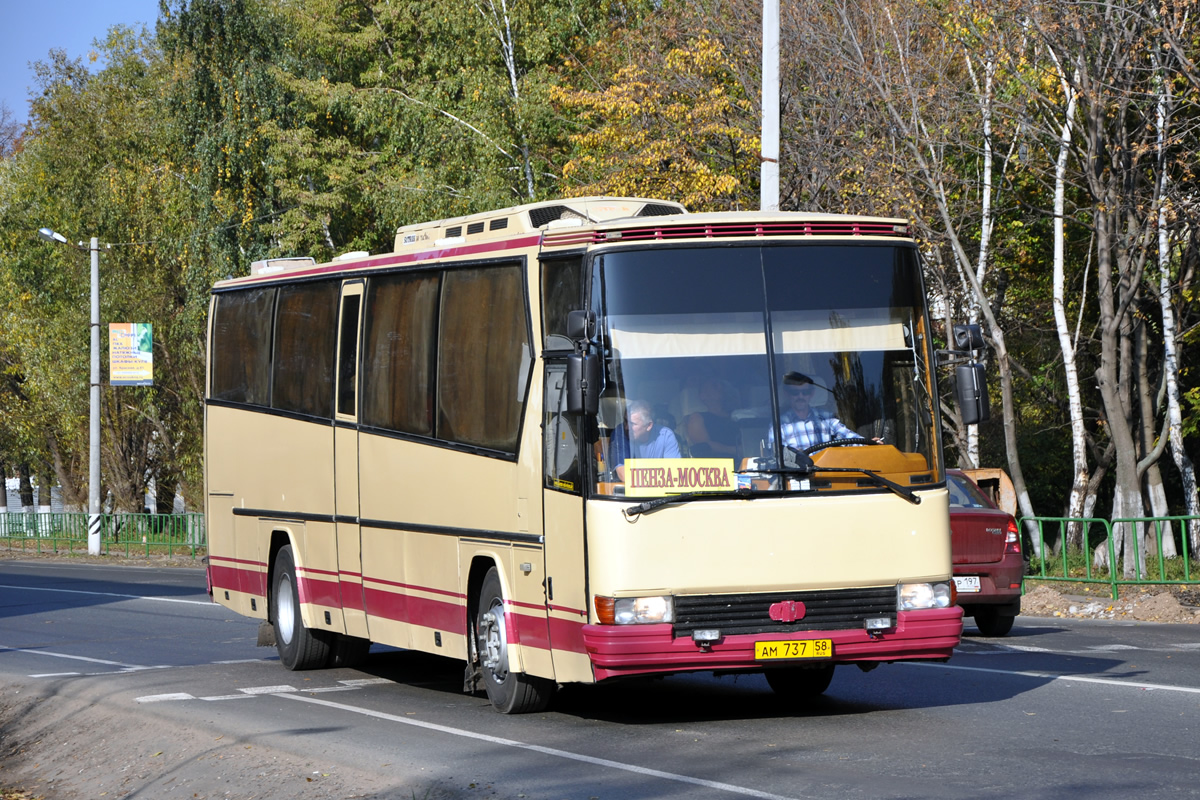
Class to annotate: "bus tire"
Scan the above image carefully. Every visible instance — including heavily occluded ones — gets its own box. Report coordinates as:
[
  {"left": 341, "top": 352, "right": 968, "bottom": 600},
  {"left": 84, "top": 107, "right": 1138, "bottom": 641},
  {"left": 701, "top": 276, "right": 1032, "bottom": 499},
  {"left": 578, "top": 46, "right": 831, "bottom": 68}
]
[
  {"left": 765, "top": 663, "right": 835, "bottom": 700},
  {"left": 272, "top": 544, "right": 331, "bottom": 670},
  {"left": 475, "top": 567, "right": 553, "bottom": 714},
  {"left": 327, "top": 634, "right": 371, "bottom": 669}
]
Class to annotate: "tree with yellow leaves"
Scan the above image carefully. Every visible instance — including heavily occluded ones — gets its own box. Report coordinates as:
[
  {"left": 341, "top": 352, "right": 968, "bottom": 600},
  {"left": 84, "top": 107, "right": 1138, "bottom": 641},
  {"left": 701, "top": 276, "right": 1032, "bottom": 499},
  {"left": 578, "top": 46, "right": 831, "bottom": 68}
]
[{"left": 554, "top": 28, "right": 759, "bottom": 210}]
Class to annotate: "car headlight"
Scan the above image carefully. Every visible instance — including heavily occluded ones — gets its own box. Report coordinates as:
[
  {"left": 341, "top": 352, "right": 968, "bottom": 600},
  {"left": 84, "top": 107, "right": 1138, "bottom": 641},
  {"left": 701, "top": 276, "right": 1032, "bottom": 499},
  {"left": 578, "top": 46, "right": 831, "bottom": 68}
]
[
  {"left": 897, "top": 582, "right": 954, "bottom": 610},
  {"left": 594, "top": 595, "right": 675, "bottom": 624}
]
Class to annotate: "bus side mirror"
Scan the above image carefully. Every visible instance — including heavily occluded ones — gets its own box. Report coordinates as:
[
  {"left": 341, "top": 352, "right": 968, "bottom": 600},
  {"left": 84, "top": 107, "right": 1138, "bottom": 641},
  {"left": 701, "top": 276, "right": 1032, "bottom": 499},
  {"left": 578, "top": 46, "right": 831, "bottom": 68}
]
[
  {"left": 953, "top": 323, "right": 985, "bottom": 352},
  {"left": 955, "top": 362, "right": 990, "bottom": 425},
  {"left": 567, "top": 309, "right": 595, "bottom": 341},
  {"left": 566, "top": 352, "right": 600, "bottom": 415}
]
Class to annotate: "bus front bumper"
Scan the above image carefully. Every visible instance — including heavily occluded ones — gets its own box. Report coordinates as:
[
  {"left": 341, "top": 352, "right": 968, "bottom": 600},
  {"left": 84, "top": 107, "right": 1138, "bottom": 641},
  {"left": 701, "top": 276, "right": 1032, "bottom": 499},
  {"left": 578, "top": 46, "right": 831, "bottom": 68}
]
[{"left": 581, "top": 607, "right": 963, "bottom": 681}]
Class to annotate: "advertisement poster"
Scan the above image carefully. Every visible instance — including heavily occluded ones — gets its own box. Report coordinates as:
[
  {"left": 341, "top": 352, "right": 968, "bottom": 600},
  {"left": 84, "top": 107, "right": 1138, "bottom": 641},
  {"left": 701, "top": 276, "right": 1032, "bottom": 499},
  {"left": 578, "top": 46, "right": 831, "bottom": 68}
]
[{"left": 109, "top": 323, "right": 153, "bottom": 386}]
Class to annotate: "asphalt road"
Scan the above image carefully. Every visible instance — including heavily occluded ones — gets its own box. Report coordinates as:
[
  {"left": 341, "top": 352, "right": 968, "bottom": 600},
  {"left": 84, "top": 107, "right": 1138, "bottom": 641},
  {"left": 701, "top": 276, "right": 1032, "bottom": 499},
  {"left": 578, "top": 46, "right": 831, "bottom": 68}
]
[{"left": 1, "top": 559, "right": 1198, "bottom": 799}]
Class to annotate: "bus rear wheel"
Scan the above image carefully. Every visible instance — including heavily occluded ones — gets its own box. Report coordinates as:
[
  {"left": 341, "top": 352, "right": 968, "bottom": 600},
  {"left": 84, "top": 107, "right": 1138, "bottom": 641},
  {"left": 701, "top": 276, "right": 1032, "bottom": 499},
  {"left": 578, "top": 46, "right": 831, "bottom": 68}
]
[
  {"left": 327, "top": 633, "right": 371, "bottom": 669},
  {"left": 765, "top": 663, "right": 836, "bottom": 701},
  {"left": 272, "top": 544, "right": 331, "bottom": 670},
  {"left": 475, "top": 568, "right": 553, "bottom": 714}
]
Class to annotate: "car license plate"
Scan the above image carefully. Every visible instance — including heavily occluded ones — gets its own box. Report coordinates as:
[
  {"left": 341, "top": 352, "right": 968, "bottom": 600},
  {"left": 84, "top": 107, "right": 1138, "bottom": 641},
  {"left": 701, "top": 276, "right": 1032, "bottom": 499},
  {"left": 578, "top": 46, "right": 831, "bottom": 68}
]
[
  {"left": 754, "top": 639, "right": 832, "bottom": 660},
  {"left": 954, "top": 576, "right": 982, "bottom": 593}
]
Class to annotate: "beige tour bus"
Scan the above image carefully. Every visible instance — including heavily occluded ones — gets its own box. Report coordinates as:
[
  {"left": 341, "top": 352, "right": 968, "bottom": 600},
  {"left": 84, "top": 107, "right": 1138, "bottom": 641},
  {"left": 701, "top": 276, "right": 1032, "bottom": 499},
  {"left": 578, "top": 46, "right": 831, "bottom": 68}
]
[{"left": 205, "top": 197, "right": 986, "bottom": 713}]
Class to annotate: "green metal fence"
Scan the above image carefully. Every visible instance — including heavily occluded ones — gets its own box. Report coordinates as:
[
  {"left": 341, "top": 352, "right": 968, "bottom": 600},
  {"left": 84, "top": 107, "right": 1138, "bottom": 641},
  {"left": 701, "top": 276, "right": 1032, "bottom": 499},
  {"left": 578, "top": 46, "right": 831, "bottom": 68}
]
[
  {"left": 1022, "top": 515, "right": 1200, "bottom": 599},
  {"left": 0, "top": 511, "right": 206, "bottom": 559}
]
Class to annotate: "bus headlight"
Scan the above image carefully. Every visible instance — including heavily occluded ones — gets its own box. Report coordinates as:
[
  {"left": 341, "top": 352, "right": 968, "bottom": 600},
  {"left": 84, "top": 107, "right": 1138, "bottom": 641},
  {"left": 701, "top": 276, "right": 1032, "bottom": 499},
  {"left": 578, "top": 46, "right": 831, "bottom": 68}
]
[
  {"left": 897, "top": 582, "right": 954, "bottom": 611},
  {"left": 595, "top": 595, "right": 675, "bottom": 624}
]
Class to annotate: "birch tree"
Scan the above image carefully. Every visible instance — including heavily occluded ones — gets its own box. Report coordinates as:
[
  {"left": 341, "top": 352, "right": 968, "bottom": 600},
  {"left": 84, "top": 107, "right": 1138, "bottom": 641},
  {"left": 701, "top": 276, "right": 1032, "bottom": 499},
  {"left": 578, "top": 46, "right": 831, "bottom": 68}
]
[
  {"left": 1042, "top": 49, "right": 1091, "bottom": 546},
  {"left": 1029, "top": 0, "right": 1160, "bottom": 576},
  {"left": 822, "top": 1, "right": 1043, "bottom": 546}
]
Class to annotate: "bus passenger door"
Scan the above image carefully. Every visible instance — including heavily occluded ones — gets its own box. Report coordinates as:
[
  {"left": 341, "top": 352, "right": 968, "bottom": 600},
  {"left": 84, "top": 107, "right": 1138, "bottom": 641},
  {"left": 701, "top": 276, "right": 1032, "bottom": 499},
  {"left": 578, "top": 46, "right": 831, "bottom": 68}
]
[
  {"left": 541, "top": 363, "right": 592, "bottom": 682},
  {"left": 334, "top": 280, "right": 369, "bottom": 639}
]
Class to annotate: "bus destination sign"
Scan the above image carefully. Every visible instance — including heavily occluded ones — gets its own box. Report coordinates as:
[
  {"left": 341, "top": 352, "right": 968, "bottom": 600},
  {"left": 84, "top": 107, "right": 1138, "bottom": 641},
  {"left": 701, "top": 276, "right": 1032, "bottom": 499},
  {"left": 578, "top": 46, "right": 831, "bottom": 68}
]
[{"left": 623, "top": 458, "right": 737, "bottom": 498}]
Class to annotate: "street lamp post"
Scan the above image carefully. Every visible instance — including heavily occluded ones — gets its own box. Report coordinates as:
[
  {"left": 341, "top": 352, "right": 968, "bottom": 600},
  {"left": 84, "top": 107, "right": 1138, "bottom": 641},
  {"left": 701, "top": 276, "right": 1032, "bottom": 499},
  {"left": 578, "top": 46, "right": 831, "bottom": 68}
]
[
  {"left": 761, "top": 0, "right": 780, "bottom": 212},
  {"left": 37, "top": 227, "right": 102, "bottom": 556}
]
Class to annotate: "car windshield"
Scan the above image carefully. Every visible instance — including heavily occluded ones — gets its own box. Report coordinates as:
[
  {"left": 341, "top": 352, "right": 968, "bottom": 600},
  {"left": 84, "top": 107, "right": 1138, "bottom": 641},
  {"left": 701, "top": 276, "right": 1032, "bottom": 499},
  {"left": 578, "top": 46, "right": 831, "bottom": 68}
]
[{"left": 589, "top": 243, "right": 941, "bottom": 498}]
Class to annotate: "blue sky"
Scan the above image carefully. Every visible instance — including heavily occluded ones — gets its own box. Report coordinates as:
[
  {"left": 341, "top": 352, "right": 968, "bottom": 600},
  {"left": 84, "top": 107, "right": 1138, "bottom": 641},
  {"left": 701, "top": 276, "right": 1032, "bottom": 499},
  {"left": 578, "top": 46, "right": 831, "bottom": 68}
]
[{"left": 1, "top": 0, "right": 163, "bottom": 126}]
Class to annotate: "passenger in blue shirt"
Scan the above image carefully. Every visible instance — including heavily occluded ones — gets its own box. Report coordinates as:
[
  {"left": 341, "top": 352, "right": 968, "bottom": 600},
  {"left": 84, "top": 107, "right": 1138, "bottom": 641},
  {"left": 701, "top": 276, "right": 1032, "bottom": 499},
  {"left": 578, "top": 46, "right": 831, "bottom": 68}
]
[{"left": 610, "top": 399, "right": 681, "bottom": 482}]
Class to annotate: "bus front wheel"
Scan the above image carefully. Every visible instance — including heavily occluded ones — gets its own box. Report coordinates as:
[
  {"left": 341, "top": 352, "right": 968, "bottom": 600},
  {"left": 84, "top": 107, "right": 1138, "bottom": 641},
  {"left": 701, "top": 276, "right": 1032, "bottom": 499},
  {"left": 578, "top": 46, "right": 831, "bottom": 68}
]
[
  {"left": 765, "top": 663, "right": 835, "bottom": 701},
  {"left": 272, "top": 544, "right": 331, "bottom": 670},
  {"left": 475, "top": 568, "right": 553, "bottom": 714}
]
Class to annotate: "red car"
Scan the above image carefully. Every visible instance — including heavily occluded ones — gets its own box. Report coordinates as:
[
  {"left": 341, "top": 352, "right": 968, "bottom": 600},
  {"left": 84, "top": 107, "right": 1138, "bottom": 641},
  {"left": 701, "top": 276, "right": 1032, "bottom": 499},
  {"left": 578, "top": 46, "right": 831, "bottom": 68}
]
[{"left": 947, "top": 469, "right": 1024, "bottom": 636}]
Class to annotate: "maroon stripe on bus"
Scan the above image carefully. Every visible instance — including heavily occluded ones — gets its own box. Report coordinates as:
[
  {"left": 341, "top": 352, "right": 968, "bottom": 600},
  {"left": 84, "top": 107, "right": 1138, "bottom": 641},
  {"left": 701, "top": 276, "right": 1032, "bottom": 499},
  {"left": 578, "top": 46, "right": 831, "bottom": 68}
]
[
  {"left": 364, "top": 575, "right": 466, "bottom": 601},
  {"left": 211, "top": 562, "right": 589, "bottom": 656},
  {"left": 339, "top": 581, "right": 366, "bottom": 612},
  {"left": 298, "top": 565, "right": 339, "bottom": 579},
  {"left": 296, "top": 573, "right": 341, "bottom": 608},
  {"left": 547, "top": 603, "right": 586, "bottom": 617},
  {"left": 506, "top": 606, "right": 550, "bottom": 650},
  {"left": 208, "top": 554, "right": 266, "bottom": 568},
  {"left": 209, "top": 563, "right": 267, "bottom": 598},
  {"left": 364, "top": 586, "right": 465, "bottom": 634},
  {"left": 547, "top": 615, "right": 588, "bottom": 654}
]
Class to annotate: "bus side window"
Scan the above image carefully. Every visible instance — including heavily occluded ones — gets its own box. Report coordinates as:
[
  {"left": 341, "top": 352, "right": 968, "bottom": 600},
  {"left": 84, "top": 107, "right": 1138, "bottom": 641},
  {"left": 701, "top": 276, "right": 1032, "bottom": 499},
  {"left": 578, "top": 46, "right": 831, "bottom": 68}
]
[
  {"left": 273, "top": 281, "right": 339, "bottom": 419},
  {"left": 336, "top": 290, "right": 362, "bottom": 417},
  {"left": 541, "top": 257, "right": 583, "bottom": 350},
  {"left": 210, "top": 287, "right": 276, "bottom": 405},
  {"left": 543, "top": 364, "right": 580, "bottom": 493}
]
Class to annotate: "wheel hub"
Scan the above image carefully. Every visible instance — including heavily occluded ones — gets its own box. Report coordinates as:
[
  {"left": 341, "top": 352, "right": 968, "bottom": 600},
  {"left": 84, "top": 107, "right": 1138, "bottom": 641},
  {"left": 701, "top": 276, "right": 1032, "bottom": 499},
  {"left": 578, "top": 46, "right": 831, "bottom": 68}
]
[
  {"left": 277, "top": 574, "right": 295, "bottom": 645},
  {"left": 479, "top": 603, "right": 509, "bottom": 681}
]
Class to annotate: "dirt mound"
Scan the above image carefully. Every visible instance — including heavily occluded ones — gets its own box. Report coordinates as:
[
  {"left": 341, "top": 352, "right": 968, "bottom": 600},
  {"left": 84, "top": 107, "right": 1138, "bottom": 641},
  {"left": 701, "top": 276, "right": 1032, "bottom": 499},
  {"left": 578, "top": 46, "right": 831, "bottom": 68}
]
[{"left": 1020, "top": 583, "right": 1199, "bottom": 624}]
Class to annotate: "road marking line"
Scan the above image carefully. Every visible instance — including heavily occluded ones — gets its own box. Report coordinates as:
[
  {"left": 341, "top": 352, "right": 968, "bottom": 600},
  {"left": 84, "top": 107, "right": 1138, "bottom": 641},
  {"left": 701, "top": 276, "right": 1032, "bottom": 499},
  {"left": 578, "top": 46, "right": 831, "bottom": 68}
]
[
  {"left": 28, "top": 672, "right": 80, "bottom": 678},
  {"left": 137, "top": 693, "right": 195, "bottom": 703},
  {"left": 0, "top": 644, "right": 145, "bottom": 669},
  {"left": 280, "top": 693, "right": 796, "bottom": 800},
  {"left": 338, "top": 678, "right": 391, "bottom": 686},
  {"left": 907, "top": 661, "right": 1200, "bottom": 694},
  {"left": 1085, "top": 644, "right": 1139, "bottom": 651},
  {"left": 239, "top": 685, "right": 297, "bottom": 695},
  {"left": 201, "top": 694, "right": 256, "bottom": 701},
  {"left": 0, "top": 583, "right": 215, "bottom": 607}
]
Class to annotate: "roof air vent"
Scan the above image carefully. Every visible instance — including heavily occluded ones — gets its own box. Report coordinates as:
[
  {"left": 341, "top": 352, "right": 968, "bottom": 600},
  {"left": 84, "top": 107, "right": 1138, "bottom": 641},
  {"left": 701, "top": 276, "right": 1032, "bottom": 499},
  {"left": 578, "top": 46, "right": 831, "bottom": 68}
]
[
  {"left": 638, "top": 203, "right": 682, "bottom": 217},
  {"left": 529, "top": 205, "right": 591, "bottom": 228}
]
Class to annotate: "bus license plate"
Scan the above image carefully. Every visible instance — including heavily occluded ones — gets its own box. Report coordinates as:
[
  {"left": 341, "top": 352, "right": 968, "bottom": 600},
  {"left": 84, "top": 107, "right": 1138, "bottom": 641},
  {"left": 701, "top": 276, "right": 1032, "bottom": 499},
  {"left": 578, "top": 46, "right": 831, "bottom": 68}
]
[
  {"left": 954, "top": 576, "right": 982, "bottom": 593},
  {"left": 754, "top": 639, "right": 832, "bottom": 660}
]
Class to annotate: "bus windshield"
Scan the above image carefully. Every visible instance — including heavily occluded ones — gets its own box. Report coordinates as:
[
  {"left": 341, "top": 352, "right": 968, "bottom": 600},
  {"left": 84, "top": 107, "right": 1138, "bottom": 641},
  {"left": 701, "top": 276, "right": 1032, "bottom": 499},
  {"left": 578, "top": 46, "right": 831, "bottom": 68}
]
[{"left": 591, "top": 243, "right": 940, "bottom": 498}]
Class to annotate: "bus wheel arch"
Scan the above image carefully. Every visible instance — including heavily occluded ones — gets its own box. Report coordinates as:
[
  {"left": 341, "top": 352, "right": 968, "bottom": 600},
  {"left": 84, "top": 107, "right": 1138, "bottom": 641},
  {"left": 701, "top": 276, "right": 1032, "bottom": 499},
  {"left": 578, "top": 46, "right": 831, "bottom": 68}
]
[{"left": 469, "top": 563, "right": 553, "bottom": 714}]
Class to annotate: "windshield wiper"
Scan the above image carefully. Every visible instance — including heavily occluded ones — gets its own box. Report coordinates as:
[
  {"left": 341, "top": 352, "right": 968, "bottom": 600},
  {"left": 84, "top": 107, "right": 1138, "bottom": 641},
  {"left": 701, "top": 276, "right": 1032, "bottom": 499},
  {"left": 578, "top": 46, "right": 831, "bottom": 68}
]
[
  {"left": 798, "top": 466, "right": 920, "bottom": 505},
  {"left": 623, "top": 488, "right": 755, "bottom": 520},
  {"left": 773, "top": 445, "right": 919, "bottom": 504}
]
